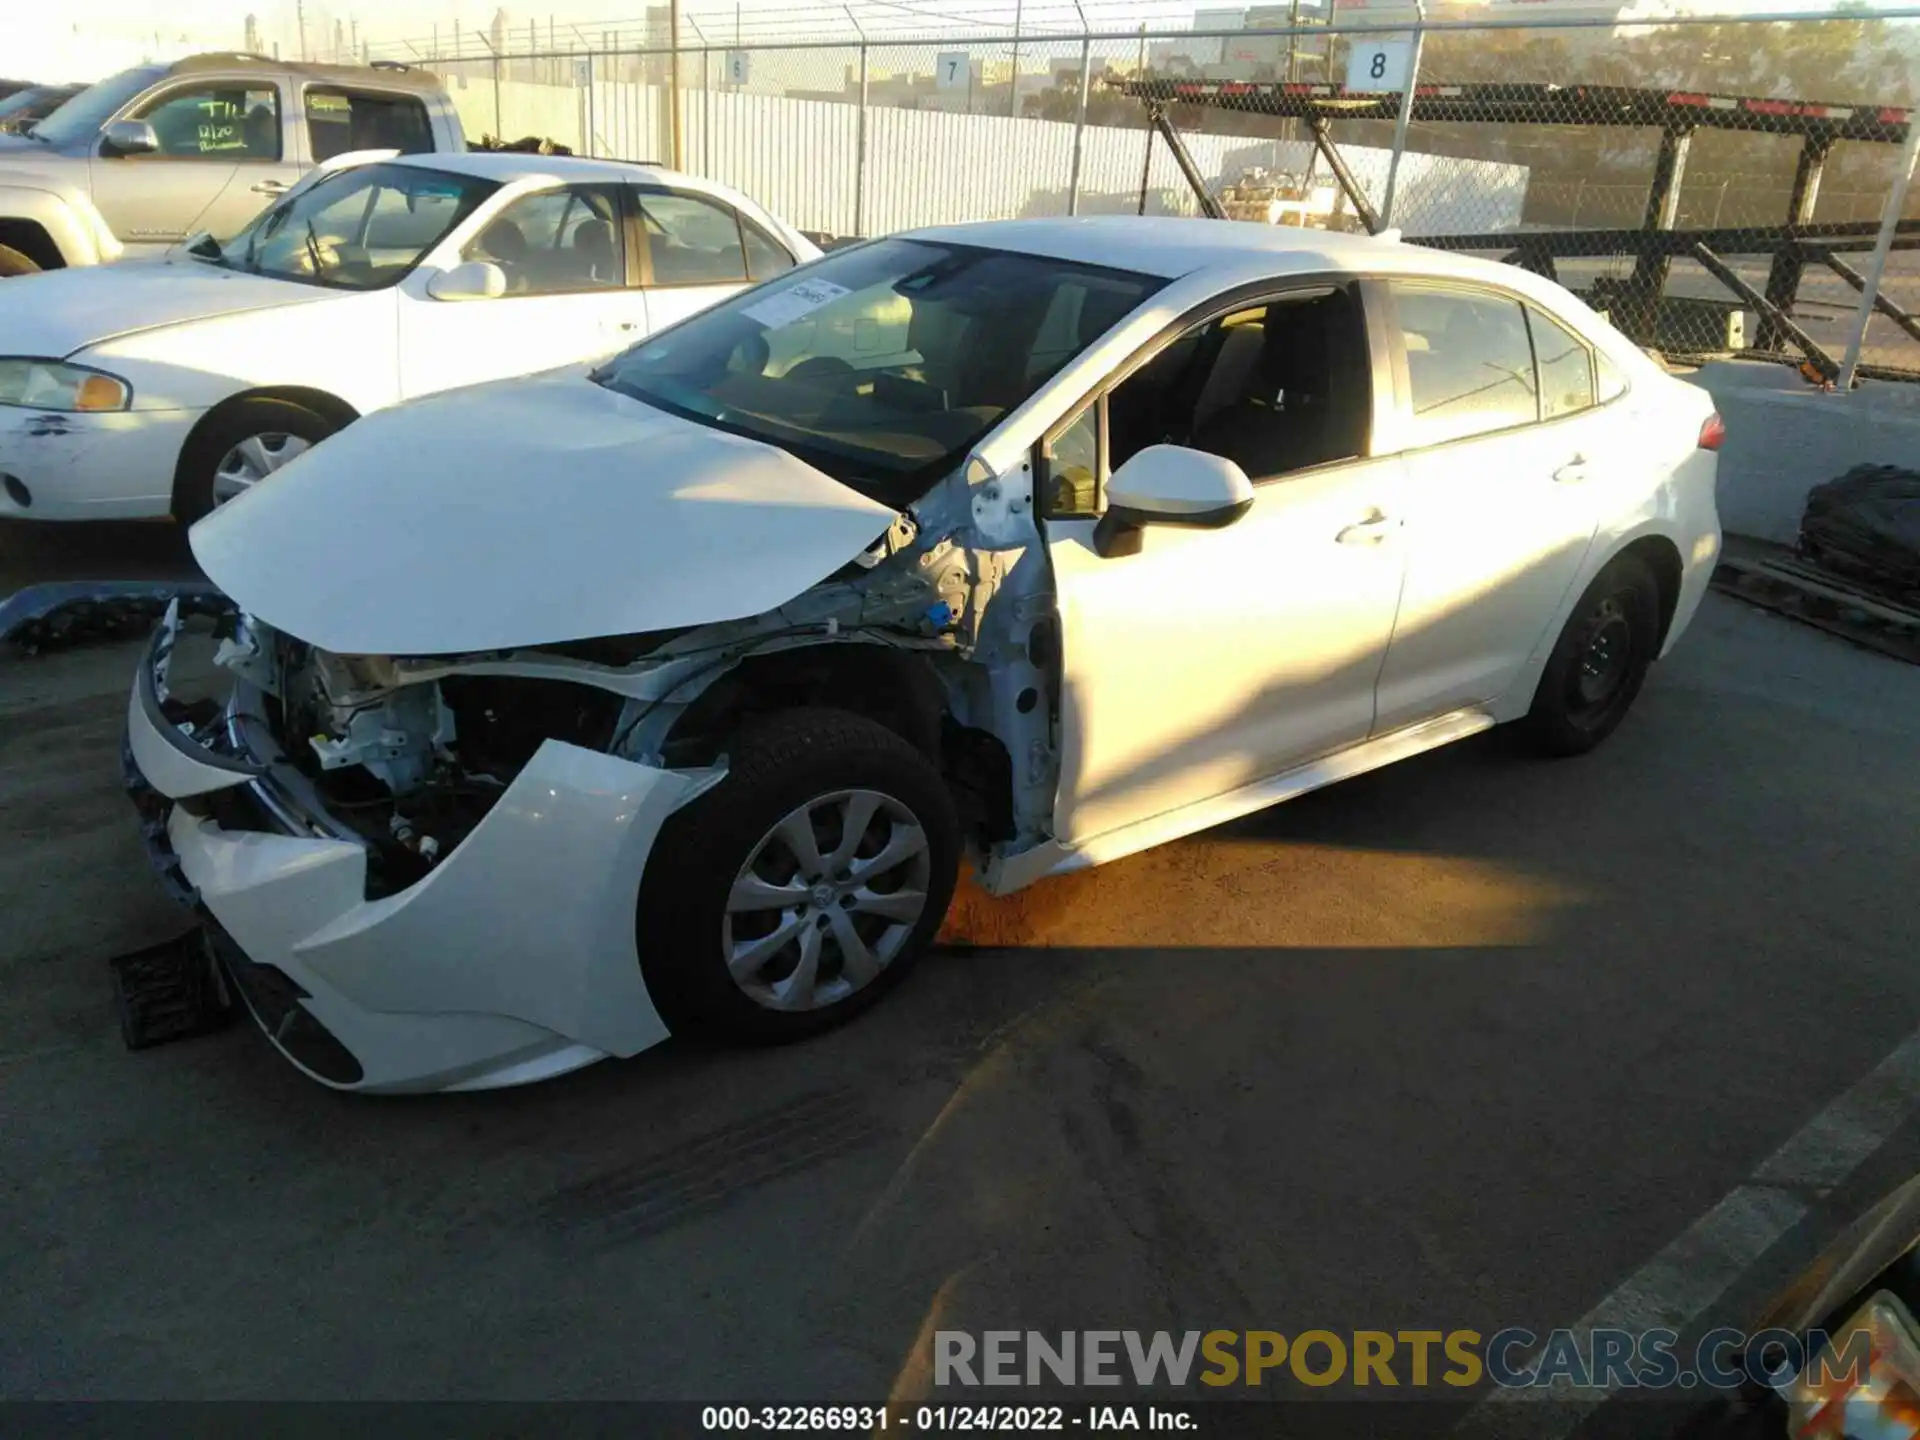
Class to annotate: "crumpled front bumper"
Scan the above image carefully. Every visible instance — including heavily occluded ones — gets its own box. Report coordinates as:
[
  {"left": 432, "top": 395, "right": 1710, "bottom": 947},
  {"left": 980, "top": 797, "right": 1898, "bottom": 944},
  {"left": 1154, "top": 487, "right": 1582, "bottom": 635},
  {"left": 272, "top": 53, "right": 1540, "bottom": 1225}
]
[{"left": 122, "top": 615, "right": 701, "bottom": 1094}]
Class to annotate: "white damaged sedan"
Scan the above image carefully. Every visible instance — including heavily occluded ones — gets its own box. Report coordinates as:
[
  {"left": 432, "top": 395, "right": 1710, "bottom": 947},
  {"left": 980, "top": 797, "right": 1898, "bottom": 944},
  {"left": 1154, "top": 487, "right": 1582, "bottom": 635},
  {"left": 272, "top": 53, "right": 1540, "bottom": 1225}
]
[{"left": 123, "top": 217, "right": 1723, "bottom": 1092}]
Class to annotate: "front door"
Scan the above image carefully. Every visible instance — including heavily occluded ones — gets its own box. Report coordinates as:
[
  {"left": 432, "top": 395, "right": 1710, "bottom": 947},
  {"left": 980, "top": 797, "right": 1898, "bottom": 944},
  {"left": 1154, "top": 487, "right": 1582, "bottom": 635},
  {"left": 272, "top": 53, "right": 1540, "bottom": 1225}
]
[
  {"left": 398, "top": 183, "right": 648, "bottom": 399},
  {"left": 90, "top": 79, "right": 299, "bottom": 250},
  {"left": 1044, "top": 282, "right": 1410, "bottom": 846},
  {"left": 1370, "top": 281, "right": 1601, "bottom": 732}
]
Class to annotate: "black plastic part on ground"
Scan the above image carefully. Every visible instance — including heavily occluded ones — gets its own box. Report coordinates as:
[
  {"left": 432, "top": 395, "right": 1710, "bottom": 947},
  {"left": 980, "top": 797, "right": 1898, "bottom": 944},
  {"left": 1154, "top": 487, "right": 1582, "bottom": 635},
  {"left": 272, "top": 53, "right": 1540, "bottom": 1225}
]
[
  {"left": 1799, "top": 464, "right": 1920, "bottom": 602},
  {"left": 107, "top": 930, "right": 237, "bottom": 1051},
  {"left": 0, "top": 580, "right": 228, "bottom": 654}
]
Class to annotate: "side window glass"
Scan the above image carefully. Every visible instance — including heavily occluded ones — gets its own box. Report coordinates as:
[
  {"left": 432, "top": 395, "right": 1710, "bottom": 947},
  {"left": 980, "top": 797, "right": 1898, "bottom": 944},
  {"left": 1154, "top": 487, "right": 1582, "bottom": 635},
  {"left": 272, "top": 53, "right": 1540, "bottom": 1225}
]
[
  {"left": 742, "top": 218, "right": 796, "bottom": 281},
  {"left": 1043, "top": 405, "right": 1102, "bottom": 519},
  {"left": 640, "top": 191, "right": 748, "bottom": 286},
  {"left": 1391, "top": 284, "right": 1538, "bottom": 445},
  {"left": 1596, "top": 349, "right": 1629, "bottom": 402},
  {"left": 305, "top": 89, "right": 433, "bottom": 163},
  {"left": 1530, "top": 307, "right": 1596, "bottom": 420},
  {"left": 136, "top": 86, "right": 281, "bottom": 159},
  {"left": 464, "top": 186, "right": 624, "bottom": 295},
  {"left": 1108, "top": 285, "right": 1371, "bottom": 481}
]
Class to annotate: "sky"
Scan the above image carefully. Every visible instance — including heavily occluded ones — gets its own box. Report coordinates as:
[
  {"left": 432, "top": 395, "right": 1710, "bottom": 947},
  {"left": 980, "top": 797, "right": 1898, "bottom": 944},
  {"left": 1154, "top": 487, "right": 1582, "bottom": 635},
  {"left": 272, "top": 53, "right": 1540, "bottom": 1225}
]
[{"left": 11, "top": 0, "right": 1917, "bottom": 81}]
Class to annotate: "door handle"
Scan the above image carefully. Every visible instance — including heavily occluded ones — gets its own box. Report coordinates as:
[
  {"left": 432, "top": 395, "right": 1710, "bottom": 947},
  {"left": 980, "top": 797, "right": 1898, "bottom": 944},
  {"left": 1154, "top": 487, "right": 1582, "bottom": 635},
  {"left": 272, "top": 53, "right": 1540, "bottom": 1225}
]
[
  {"left": 250, "top": 179, "right": 290, "bottom": 196},
  {"left": 1553, "top": 456, "right": 1591, "bottom": 483},
  {"left": 612, "top": 320, "right": 641, "bottom": 332},
  {"left": 1336, "top": 511, "right": 1395, "bottom": 545}
]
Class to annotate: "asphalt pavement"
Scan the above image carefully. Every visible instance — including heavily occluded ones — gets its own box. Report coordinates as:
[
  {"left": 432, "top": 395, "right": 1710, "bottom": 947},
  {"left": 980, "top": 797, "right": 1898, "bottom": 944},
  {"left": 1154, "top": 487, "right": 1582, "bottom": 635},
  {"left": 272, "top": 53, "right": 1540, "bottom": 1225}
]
[{"left": 2, "top": 528, "right": 1918, "bottom": 1434}]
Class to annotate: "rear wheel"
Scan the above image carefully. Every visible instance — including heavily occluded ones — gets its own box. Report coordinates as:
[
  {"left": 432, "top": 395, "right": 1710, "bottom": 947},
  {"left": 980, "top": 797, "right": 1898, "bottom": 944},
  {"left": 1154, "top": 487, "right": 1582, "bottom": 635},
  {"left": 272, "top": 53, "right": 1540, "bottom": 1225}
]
[
  {"left": 1518, "top": 552, "right": 1661, "bottom": 756},
  {"left": 173, "top": 398, "right": 337, "bottom": 524},
  {"left": 635, "top": 707, "right": 960, "bottom": 1043},
  {"left": 0, "top": 243, "right": 41, "bottom": 278}
]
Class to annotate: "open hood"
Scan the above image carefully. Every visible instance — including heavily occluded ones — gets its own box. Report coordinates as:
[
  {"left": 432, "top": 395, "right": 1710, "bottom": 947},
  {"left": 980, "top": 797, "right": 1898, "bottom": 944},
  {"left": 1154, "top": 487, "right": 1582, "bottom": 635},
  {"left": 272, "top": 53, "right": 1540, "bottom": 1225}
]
[
  {"left": 4, "top": 259, "right": 329, "bottom": 358},
  {"left": 189, "top": 373, "right": 900, "bottom": 656}
]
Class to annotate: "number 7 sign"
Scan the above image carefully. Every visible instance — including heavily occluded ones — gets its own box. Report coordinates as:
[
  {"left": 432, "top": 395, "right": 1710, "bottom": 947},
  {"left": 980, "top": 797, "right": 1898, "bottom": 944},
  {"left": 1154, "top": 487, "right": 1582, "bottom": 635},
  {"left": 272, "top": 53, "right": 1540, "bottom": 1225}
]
[
  {"left": 1344, "top": 38, "right": 1413, "bottom": 93},
  {"left": 936, "top": 52, "right": 970, "bottom": 91}
]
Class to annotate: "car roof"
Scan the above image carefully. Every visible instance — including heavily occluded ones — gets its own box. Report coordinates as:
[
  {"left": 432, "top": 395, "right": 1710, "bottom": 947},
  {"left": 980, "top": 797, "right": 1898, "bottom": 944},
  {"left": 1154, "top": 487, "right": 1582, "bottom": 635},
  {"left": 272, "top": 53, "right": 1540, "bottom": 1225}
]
[
  {"left": 902, "top": 214, "right": 1544, "bottom": 292},
  {"left": 164, "top": 53, "right": 447, "bottom": 94},
  {"left": 384, "top": 151, "right": 696, "bottom": 187}
]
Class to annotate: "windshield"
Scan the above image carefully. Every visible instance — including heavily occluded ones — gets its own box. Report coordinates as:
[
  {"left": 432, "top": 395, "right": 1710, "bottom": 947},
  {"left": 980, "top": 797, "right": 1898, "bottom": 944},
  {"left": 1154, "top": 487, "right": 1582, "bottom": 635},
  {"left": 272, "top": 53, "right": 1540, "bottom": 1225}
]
[
  {"left": 27, "top": 66, "right": 163, "bottom": 145},
  {"left": 594, "top": 238, "right": 1161, "bottom": 503},
  {"left": 214, "top": 162, "right": 497, "bottom": 291}
]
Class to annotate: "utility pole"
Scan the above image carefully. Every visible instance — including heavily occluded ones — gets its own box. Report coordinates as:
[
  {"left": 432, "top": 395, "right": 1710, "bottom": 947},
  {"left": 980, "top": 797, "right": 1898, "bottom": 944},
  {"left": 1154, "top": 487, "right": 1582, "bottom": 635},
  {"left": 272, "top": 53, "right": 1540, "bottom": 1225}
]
[{"left": 295, "top": 0, "right": 308, "bottom": 60}]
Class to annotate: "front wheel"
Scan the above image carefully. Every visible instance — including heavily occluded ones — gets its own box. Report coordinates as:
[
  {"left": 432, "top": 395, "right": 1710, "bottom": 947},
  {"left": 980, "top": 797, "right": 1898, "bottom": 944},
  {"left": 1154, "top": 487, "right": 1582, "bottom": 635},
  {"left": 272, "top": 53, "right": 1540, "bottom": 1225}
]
[
  {"left": 635, "top": 707, "right": 961, "bottom": 1043},
  {"left": 172, "top": 398, "right": 337, "bottom": 524},
  {"left": 1518, "top": 552, "right": 1662, "bottom": 756}
]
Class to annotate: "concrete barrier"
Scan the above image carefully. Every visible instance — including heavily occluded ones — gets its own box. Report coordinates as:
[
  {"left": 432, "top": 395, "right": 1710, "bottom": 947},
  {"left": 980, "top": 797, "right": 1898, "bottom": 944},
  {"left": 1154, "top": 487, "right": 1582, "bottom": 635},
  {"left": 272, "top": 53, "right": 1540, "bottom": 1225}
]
[{"left": 1685, "top": 359, "right": 1920, "bottom": 544}]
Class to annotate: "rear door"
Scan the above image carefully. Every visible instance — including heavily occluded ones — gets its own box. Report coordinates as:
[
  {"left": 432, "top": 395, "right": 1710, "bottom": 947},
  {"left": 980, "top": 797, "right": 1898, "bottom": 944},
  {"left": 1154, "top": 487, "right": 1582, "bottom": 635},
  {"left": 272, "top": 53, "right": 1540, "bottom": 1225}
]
[
  {"left": 1369, "top": 280, "right": 1602, "bottom": 733},
  {"left": 635, "top": 187, "right": 798, "bottom": 334}
]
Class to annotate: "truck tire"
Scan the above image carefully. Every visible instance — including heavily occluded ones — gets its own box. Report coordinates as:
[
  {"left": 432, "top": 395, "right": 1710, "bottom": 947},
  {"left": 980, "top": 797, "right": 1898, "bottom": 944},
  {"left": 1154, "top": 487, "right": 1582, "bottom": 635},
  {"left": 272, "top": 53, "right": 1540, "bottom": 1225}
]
[{"left": 0, "top": 244, "right": 41, "bottom": 278}]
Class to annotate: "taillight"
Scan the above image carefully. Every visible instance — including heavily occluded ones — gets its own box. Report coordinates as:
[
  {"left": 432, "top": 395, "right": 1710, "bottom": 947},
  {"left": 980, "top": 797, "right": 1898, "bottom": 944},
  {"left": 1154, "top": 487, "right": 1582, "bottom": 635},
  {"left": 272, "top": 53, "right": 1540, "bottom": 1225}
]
[{"left": 1698, "top": 413, "right": 1726, "bottom": 451}]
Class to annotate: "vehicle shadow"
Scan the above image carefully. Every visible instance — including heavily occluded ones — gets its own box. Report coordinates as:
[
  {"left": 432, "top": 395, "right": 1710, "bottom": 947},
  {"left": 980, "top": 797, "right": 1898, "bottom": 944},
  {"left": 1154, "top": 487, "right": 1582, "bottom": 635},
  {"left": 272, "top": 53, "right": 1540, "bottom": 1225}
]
[{"left": 0, "top": 517, "right": 200, "bottom": 595}]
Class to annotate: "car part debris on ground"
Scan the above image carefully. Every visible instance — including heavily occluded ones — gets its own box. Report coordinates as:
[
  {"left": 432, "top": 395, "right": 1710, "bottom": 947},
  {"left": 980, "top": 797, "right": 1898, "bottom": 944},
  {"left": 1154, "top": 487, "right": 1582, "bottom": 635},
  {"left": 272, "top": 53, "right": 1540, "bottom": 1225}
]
[{"left": 0, "top": 580, "right": 226, "bottom": 654}]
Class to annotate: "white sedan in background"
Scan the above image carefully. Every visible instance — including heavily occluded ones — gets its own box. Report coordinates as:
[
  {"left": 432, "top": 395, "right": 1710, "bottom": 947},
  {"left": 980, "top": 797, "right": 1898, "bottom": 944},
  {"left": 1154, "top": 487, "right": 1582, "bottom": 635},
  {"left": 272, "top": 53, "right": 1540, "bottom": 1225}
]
[
  {"left": 0, "top": 151, "right": 816, "bottom": 521},
  {"left": 124, "top": 217, "right": 1722, "bottom": 1093}
]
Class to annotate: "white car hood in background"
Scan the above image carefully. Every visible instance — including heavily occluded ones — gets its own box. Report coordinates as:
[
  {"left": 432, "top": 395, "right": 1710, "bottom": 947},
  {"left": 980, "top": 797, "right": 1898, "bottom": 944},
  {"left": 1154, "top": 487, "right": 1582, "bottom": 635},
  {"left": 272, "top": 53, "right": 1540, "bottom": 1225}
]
[
  {"left": 190, "top": 374, "right": 900, "bottom": 656},
  {"left": 3, "top": 259, "right": 331, "bottom": 358}
]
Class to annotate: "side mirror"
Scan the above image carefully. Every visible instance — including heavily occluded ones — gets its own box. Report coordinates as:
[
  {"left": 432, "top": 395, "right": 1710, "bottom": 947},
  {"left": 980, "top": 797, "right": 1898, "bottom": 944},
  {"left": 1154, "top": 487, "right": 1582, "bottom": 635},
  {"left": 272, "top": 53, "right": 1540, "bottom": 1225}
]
[
  {"left": 426, "top": 259, "right": 507, "bottom": 301},
  {"left": 180, "top": 230, "right": 221, "bottom": 259},
  {"left": 1094, "top": 445, "right": 1254, "bottom": 558},
  {"left": 102, "top": 119, "right": 159, "bottom": 156}
]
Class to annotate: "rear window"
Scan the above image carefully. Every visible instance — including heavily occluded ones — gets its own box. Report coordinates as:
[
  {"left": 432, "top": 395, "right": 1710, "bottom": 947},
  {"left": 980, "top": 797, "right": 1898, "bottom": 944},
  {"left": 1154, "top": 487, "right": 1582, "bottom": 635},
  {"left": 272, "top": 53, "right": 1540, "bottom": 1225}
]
[{"left": 305, "top": 88, "right": 433, "bottom": 162}]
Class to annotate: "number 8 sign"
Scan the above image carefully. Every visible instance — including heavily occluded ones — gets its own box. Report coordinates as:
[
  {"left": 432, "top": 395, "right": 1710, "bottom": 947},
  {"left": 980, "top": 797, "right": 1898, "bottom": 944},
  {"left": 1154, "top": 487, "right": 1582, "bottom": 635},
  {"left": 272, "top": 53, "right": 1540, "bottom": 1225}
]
[{"left": 1344, "top": 38, "right": 1413, "bottom": 94}]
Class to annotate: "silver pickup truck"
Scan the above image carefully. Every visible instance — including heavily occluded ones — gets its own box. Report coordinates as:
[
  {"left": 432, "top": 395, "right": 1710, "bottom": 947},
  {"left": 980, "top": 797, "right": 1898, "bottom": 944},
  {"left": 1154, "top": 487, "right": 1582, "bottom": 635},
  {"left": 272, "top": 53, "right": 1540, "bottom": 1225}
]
[{"left": 0, "top": 53, "right": 465, "bottom": 276}]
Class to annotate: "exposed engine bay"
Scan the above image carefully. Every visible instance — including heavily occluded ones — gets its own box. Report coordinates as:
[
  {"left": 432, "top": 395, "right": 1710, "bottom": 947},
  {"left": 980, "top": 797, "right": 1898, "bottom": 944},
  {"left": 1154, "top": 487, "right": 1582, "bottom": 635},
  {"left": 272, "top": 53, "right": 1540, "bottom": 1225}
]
[{"left": 206, "top": 469, "right": 1060, "bottom": 896}]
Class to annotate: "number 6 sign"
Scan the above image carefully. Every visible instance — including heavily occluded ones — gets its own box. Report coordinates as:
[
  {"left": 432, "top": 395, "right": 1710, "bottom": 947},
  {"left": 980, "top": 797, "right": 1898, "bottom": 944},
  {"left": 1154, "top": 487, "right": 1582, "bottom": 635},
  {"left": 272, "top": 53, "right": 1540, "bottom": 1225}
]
[
  {"left": 935, "top": 52, "right": 970, "bottom": 91},
  {"left": 1344, "top": 38, "right": 1413, "bottom": 93}
]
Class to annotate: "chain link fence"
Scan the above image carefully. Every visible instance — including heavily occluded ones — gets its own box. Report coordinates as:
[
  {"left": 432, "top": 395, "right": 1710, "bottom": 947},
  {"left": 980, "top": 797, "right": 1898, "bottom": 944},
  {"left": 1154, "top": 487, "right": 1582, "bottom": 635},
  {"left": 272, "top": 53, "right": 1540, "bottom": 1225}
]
[{"left": 377, "top": 9, "right": 1920, "bottom": 383}]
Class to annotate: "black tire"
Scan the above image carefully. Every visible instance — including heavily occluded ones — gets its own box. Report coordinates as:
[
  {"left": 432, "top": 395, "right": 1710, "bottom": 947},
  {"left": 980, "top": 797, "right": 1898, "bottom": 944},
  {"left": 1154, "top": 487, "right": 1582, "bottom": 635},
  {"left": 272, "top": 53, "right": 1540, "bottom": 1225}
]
[
  {"left": 172, "top": 397, "right": 338, "bottom": 525},
  {"left": 0, "top": 243, "right": 41, "bottom": 278},
  {"left": 1518, "top": 551, "right": 1662, "bottom": 757},
  {"left": 636, "top": 707, "right": 960, "bottom": 1043}
]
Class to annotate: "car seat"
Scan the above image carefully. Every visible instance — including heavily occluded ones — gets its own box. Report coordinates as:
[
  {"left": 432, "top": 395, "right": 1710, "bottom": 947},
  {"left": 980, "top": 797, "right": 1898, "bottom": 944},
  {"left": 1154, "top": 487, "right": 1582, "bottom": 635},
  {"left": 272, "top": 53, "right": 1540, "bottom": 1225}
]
[{"left": 571, "top": 218, "right": 615, "bottom": 284}]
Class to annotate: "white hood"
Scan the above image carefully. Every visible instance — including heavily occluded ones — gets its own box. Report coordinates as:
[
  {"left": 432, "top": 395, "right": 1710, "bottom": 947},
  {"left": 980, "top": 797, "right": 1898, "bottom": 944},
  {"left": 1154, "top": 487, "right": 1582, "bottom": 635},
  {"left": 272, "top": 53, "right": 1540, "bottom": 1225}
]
[
  {"left": 3, "top": 260, "right": 329, "bottom": 358},
  {"left": 189, "top": 373, "right": 900, "bottom": 656}
]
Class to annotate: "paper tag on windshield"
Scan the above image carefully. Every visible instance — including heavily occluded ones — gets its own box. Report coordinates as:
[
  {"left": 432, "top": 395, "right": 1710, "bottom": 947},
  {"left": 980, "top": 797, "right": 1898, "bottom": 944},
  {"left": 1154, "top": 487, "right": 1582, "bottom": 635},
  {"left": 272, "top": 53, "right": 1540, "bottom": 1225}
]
[{"left": 742, "top": 278, "right": 850, "bottom": 329}]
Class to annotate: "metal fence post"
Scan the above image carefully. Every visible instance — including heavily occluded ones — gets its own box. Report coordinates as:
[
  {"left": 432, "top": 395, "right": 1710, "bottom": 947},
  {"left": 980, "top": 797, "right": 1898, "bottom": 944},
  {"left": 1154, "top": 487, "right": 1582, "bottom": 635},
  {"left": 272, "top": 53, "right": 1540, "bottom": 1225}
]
[
  {"left": 670, "top": 1, "right": 684, "bottom": 170},
  {"left": 1839, "top": 119, "right": 1920, "bottom": 390},
  {"left": 855, "top": 42, "right": 870, "bottom": 239},
  {"left": 1068, "top": 35, "right": 1092, "bottom": 216},
  {"left": 1379, "top": 3, "right": 1426, "bottom": 229}
]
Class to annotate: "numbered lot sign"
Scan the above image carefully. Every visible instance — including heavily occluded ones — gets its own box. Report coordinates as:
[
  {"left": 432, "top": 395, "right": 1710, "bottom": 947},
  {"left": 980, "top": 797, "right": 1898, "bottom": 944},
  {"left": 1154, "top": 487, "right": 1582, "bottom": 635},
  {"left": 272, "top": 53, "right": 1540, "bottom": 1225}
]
[
  {"left": 936, "top": 52, "right": 970, "bottom": 91},
  {"left": 1345, "top": 38, "right": 1413, "bottom": 93},
  {"left": 725, "top": 51, "right": 750, "bottom": 86}
]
